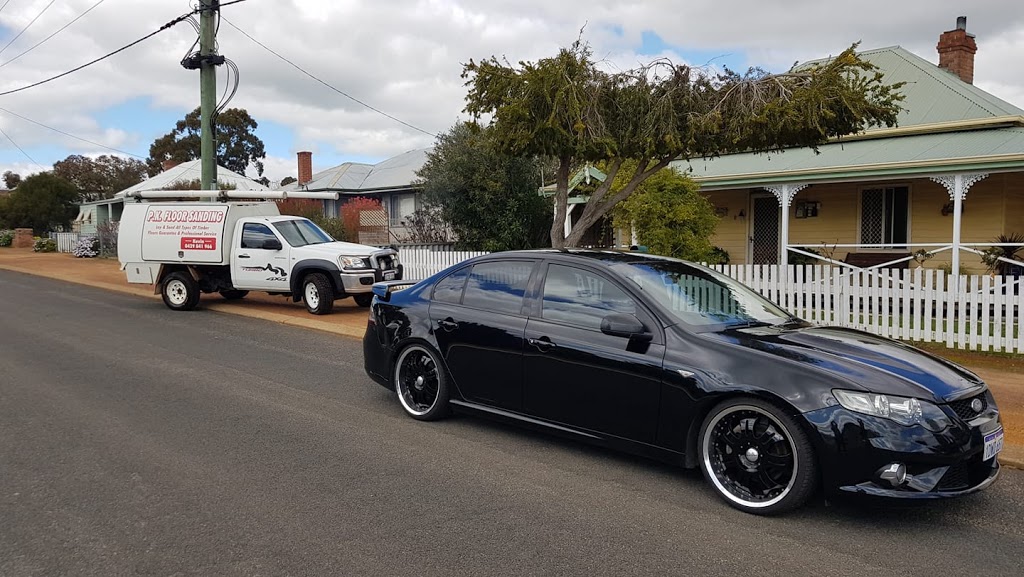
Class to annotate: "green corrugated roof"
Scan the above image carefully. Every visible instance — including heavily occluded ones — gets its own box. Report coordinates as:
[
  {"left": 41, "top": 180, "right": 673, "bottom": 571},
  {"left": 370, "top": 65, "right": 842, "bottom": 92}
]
[{"left": 677, "top": 46, "right": 1024, "bottom": 189}]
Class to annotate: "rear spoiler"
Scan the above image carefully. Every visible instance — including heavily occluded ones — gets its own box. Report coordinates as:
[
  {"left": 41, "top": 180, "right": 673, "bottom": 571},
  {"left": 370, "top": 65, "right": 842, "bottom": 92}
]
[{"left": 371, "top": 280, "right": 419, "bottom": 302}]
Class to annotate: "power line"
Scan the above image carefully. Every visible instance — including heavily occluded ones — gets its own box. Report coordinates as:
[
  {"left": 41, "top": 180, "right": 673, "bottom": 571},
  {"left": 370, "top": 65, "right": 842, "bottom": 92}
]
[
  {"left": 0, "top": 106, "right": 145, "bottom": 159},
  {"left": 219, "top": 0, "right": 250, "bottom": 8},
  {"left": 0, "top": 1, "right": 12, "bottom": 18},
  {"left": 0, "top": 0, "right": 58, "bottom": 58},
  {"left": 0, "top": 0, "right": 108, "bottom": 70},
  {"left": 0, "top": 10, "right": 196, "bottom": 98},
  {"left": 220, "top": 17, "right": 439, "bottom": 138},
  {"left": 0, "top": 124, "right": 46, "bottom": 171}
]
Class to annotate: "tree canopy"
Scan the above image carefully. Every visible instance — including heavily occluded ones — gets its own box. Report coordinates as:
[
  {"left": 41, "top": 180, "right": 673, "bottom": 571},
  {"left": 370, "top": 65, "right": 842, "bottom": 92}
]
[
  {"left": 0, "top": 173, "right": 79, "bottom": 233},
  {"left": 417, "top": 122, "right": 552, "bottom": 251},
  {"left": 52, "top": 154, "right": 147, "bottom": 201},
  {"left": 611, "top": 164, "right": 719, "bottom": 261},
  {"left": 3, "top": 170, "right": 21, "bottom": 189},
  {"left": 463, "top": 42, "right": 904, "bottom": 247},
  {"left": 146, "top": 107, "right": 267, "bottom": 179}
]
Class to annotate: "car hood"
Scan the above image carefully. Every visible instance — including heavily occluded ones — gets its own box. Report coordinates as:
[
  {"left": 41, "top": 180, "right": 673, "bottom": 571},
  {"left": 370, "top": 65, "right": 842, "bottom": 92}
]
[
  {"left": 700, "top": 324, "right": 984, "bottom": 402},
  {"left": 295, "top": 242, "right": 389, "bottom": 258}
]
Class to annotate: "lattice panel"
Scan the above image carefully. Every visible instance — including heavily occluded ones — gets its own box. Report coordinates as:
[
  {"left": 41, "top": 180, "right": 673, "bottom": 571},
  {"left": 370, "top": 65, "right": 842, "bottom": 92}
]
[
  {"left": 860, "top": 189, "right": 884, "bottom": 244},
  {"left": 751, "top": 196, "right": 779, "bottom": 264}
]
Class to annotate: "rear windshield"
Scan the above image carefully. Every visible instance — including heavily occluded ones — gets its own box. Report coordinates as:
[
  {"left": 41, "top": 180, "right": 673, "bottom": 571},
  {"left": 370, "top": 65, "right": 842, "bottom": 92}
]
[{"left": 273, "top": 219, "right": 333, "bottom": 247}]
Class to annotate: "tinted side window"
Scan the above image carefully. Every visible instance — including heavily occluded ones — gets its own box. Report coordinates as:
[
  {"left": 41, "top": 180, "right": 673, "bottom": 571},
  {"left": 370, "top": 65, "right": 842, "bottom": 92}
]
[
  {"left": 542, "top": 264, "right": 636, "bottom": 330},
  {"left": 241, "top": 223, "right": 276, "bottom": 249},
  {"left": 432, "top": 267, "right": 470, "bottom": 304},
  {"left": 462, "top": 261, "right": 533, "bottom": 315}
]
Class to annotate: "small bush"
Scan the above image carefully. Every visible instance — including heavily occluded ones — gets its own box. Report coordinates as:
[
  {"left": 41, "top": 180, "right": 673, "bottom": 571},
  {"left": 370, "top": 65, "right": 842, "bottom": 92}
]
[
  {"left": 0, "top": 229, "right": 13, "bottom": 247},
  {"left": 33, "top": 237, "right": 57, "bottom": 253},
  {"left": 72, "top": 237, "right": 100, "bottom": 258}
]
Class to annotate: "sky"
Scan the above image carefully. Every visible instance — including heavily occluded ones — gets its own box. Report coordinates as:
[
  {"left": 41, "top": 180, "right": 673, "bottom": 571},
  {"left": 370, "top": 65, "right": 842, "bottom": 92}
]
[{"left": 0, "top": 0, "right": 1022, "bottom": 187}]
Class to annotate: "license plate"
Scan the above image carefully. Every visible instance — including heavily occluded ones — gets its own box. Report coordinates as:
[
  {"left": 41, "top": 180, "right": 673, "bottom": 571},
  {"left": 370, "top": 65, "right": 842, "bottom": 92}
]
[
  {"left": 983, "top": 428, "right": 1004, "bottom": 461},
  {"left": 383, "top": 271, "right": 396, "bottom": 281}
]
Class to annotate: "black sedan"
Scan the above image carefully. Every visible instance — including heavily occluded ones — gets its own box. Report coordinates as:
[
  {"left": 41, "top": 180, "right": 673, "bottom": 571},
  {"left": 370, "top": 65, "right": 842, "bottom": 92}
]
[{"left": 363, "top": 250, "right": 1003, "bottom": 514}]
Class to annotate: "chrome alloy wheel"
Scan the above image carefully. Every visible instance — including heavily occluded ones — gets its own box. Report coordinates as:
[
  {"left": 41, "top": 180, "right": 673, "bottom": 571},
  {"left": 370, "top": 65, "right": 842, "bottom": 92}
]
[
  {"left": 395, "top": 346, "right": 440, "bottom": 416},
  {"left": 702, "top": 405, "right": 798, "bottom": 509},
  {"left": 165, "top": 279, "right": 189, "bottom": 306},
  {"left": 304, "top": 282, "right": 320, "bottom": 310}
]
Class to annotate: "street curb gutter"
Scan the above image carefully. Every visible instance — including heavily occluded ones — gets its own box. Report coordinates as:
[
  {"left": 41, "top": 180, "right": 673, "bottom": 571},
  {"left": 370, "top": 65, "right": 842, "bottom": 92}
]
[{"left": 2, "top": 261, "right": 1022, "bottom": 470}]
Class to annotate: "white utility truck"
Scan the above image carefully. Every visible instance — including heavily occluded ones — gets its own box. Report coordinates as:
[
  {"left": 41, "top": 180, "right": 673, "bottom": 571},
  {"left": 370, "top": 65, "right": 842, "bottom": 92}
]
[{"left": 117, "top": 190, "right": 401, "bottom": 315}]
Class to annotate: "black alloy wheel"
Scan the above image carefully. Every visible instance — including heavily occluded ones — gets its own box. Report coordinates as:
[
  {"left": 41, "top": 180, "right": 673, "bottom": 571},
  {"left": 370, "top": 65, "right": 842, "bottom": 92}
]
[
  {"left": 699, "top": 398, "right": 817, "bottom": 515},
  {"left": 394, "top": 344, "right": 449, "bottom": 421}
]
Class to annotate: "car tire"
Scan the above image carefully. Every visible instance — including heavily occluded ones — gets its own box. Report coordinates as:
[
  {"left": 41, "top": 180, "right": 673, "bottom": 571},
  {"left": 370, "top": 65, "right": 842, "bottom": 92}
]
[
  {"left": 219, "top": 289, "right": 249, "bottom": 300},
  {"left": 393, "top": 344, "right": 450, "bottom": 421},
  {"left": 302, "top": 272, "right": 334, "bottom": 315},
  {"left": 161, "top": 271, "right": 200, "bottom": 311},
  {"left": 698, "top": 397, "right": 817, "bottom": 515},
  {"left": 354, "top": 293, "right": 373, "bottom": 308}
]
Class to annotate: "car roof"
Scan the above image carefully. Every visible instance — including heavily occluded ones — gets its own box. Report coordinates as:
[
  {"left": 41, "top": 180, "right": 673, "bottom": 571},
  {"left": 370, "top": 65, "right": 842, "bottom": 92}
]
[{"left": 480, "top": 249, "right": 685, "bottom": 267}]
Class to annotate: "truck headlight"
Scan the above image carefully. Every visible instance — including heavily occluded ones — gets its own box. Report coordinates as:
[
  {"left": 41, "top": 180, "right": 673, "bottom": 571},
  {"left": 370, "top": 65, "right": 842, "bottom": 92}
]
[
  {"left": 340, "top": 256, "right": 370, "bottom": 269},
  {"left": 832, "top": 390, "right": 950, "bottom": 431}
]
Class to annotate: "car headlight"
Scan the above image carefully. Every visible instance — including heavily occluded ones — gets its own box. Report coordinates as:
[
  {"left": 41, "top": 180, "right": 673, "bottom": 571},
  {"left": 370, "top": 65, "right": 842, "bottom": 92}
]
[
  {"left": 340, "top": 256, "right": 370, "bottom": 269},
  {"left": 832, "top": 389, "right": 950, "bottom": 432}
]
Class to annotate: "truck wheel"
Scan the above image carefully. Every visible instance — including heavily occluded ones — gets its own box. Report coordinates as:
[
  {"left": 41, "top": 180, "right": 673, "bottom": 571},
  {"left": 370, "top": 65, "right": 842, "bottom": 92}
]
[
  {"left": 354, "top": 294, "right": 373, "bottom": 307},
  {"left": 162, "top": 271, "right": 200, "bottom": 311},
  {"left": 219, "top": 289, "right": 249, "bottom": 300},
  {"left": 302, "top": 272, "right": 334, "bottom": 315}
]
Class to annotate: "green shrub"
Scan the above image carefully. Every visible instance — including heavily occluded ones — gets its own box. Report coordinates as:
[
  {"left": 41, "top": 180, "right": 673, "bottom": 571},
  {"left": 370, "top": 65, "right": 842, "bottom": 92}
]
[
  {"left": 32, "top": 237, "right": 57, "bottom": 253},
  {"left": 0, "top": 229, "right": 13, "bottom": 247}
]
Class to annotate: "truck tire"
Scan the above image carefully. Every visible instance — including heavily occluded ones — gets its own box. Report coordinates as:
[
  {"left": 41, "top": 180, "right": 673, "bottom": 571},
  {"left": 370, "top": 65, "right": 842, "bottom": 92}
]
[
  {"left": 302, "top": 272, "right": 334, "bottom": 315},
  {"left": 219, "top": 289, "right": 249, "bottom": 300},
  {"left": 354, "top": 294, "right": 373, "bottom": 307},
  {"left": 161, "top": 271, "right": 200, "bottom": 311}
]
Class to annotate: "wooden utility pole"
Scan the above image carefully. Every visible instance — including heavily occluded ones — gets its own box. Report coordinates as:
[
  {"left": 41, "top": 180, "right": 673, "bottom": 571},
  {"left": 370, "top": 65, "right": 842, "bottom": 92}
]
[{"left": 199, "top": 1, "right": 219, "bottom": 190}]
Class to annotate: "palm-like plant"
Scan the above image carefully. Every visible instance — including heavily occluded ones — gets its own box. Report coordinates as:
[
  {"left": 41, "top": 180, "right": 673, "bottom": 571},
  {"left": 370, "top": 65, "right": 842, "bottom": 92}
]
[{"left": 980, "top": 233, "right": 1024, "bottom": 275}]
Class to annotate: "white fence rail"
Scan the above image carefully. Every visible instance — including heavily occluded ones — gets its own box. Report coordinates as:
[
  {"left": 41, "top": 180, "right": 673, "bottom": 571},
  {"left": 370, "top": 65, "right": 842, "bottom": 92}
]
[
  {"left": 390, "top": 246, "right": 1023, "bottom": 354},
  {"left": 50, "top": 232, "right": 83, "bottom": 253}
]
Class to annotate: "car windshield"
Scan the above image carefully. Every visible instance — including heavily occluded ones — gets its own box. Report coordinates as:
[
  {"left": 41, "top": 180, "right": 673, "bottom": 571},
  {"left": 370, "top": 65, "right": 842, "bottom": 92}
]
[
  {"left": 612, "top": 259, "right": 791, "bottom": 330},
  {"left": 273, "top": 219, "right": 333, "bottom": 247}
]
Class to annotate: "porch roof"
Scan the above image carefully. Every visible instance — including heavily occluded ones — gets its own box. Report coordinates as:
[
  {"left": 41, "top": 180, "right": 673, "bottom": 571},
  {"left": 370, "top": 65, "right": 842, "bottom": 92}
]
[{"left": 681, "top": 126, "right": 1024, "bottom": 190}]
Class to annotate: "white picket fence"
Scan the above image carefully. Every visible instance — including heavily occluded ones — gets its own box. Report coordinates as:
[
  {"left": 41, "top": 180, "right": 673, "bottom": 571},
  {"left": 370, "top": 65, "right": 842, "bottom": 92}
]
[
  {"left": 396, "top": 244, "right": 490, "bottom": 280},
  {"left": 50, "top": 232, "right": 83, "bottom": 253},
  {"left": 391, "top": 245, "right": 1023, "bottom": 354},
  {"left": 707, "top": 265, "right": 1024, "bottom": 354}
]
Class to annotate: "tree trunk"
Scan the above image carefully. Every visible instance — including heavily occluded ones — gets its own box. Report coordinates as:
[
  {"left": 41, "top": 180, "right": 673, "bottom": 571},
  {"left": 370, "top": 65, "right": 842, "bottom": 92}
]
[{"left": 549, "top": 157, "right": 571, "bottom": 249}]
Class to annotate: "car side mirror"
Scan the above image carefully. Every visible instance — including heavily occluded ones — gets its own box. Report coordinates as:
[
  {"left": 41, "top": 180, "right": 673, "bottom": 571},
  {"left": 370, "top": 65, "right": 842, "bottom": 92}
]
[
  {"left": 262, "top": 238, "right": 283, "bottom": 251},
  {"left": 600, "top": 313, "right": 651, "bottom": 341}
]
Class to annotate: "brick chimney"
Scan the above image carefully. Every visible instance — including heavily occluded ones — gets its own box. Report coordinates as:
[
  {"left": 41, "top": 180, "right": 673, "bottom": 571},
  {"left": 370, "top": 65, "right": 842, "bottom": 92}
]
[
  {"left": 937, "top": 16, "right": 977, "bottom": 84},
  {"left": 161, "top": 159, "right": 181, "bottom": 172},
  {"left": 297, "top": 151, "right": 313, "bottom": 185}
]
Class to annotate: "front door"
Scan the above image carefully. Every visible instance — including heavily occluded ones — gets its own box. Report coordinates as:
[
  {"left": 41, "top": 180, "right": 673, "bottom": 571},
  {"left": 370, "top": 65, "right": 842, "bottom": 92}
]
[
  {"left": 231, "top": 222, "right": 291, "bottom": 290},
  {"left": 750, "top": 194, "right": 780, "bottom": 265},
  {"left": 522, "top": 263, "right": 664, "bottom": 443}
]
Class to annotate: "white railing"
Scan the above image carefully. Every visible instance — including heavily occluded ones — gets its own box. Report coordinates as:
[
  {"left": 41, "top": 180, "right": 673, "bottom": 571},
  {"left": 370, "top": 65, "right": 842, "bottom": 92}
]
[
  {"left": 388, "top": 247, "right": 1023, "bottom": 354},
  {"left": 49, "top": 232, "right": 83, "bottom": 253},
  {"left": 395, "top": 244, "right": 490, "bottom": 280},
  {"left": 708, "top": 264, "right": 1023, "bottom": 354}
]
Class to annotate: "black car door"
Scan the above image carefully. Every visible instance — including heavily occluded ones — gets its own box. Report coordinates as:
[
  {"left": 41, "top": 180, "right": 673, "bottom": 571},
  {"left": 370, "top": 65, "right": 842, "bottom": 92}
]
[
  {"left": 522, "top": 262, "right": 665, "bottom": 443},
  {"left": 429, "top": 259, "right": 538, "bottom": 412}
]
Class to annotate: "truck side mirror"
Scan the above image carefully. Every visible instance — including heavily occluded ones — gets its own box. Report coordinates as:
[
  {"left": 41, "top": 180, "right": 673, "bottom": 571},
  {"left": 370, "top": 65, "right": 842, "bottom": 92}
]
[{"left": 262, "top": 238, "right": 283, "bottom": 251}]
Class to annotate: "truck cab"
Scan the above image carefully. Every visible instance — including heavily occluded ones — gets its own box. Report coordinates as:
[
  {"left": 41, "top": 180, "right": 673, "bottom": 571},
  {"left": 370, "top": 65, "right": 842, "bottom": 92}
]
[{"left": 118, "top": 193, "right": 401, "bottom": 315}]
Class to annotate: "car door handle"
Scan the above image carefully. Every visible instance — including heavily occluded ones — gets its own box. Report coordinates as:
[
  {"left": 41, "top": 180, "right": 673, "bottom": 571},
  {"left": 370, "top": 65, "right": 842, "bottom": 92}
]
[
  {"left": 529, "top": 337, "right": 556, "bottom": 352},
  {"left": 436, "top": 318, "right": 458, "bottom": 331},
  {"left": 238, "top": 254, "right": 251, "bottom": 259}
]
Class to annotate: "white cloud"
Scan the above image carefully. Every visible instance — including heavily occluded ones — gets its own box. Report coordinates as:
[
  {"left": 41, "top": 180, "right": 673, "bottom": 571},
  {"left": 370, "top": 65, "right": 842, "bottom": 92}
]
[{"left": 0, "top": 0, "right": 1020, "bottom": 184}]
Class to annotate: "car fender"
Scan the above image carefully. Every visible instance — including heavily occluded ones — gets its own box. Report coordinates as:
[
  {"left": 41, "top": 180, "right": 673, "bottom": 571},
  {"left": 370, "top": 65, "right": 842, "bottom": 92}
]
[{"left": 290, "top": 259, "right": 343, "bottom": 298}]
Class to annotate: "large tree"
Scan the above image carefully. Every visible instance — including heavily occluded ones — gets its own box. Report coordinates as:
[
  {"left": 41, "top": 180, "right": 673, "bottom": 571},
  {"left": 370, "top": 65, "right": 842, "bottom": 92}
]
[
  {"left": 0, "top": 173, "right": 79, "bottom": 233},
  {"left": 52, "top": 154, "right": 147, "bottom": 201},
  {"left": 3, "top": 170, "right": 21, "bottom": 189},
  {"left": 463, "top": 42, "right": 904, "bottom": 248},
  {"left": 417, "top": 122, "right": 552, "bottom": 251},
  {"left": 146, "top": 107, "right": 267, "bottom": 179}
]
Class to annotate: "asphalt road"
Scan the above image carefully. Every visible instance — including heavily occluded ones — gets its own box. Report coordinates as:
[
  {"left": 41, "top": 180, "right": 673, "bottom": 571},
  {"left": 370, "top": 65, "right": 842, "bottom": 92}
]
[{"left": 2, "top": 270, "right": 1023, "bottom": 577}]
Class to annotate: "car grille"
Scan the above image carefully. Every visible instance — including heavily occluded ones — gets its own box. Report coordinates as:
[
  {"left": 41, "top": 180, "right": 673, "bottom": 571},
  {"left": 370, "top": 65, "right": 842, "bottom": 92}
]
[
  {"left": 937, "top": 462, "right": 970, "bottom": 491},
  {"left": 376, "top": 255, "right": 395, "bottom": 270},
  {"left": 946, "top": 393, "right": 987, "bottom": 421}
]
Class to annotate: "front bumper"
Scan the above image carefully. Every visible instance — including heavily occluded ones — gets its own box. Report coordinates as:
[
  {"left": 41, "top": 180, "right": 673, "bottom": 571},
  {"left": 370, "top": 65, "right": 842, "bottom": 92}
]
[
  {"left": 803, "top": 391, "right": 1002, "bottom": 499},
  {"left": 337, "top": 264, "right": 403, "bottom": 294}
]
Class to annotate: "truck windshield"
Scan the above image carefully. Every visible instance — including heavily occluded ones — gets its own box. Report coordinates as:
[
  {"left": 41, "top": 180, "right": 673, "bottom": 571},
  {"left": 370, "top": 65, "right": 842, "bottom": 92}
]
[{"left": 273, "top": 219, "right": 333, "bottom": 247}]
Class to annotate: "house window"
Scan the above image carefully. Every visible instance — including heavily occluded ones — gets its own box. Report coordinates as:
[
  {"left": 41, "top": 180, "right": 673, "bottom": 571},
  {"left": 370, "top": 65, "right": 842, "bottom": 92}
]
[
  {"left": 860, "top": 186, "right": 909, "bottom": 247},
  {"left": 389, "top": 193, "right": 416, "bottom": 226}
]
